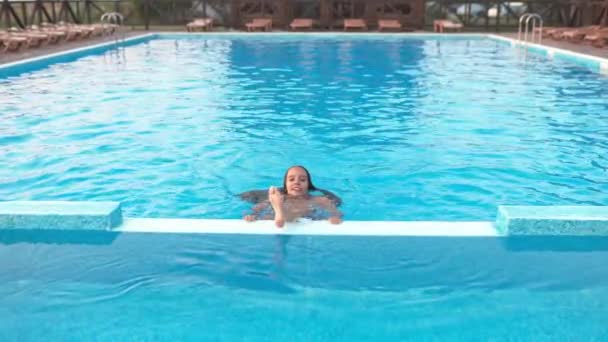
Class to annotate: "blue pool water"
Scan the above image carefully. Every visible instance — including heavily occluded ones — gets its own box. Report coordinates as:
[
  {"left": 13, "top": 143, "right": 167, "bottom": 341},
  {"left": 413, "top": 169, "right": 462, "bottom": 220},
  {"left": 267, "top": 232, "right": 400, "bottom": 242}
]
[
  {"left": 1, "top": 35, "right": 608, "bottom": 220},
  {"left": 2, "top": 36, "right": 608, "bottom": 339},
  {"left": 1, "top": 231, "right": 608, "bottom": 340}
]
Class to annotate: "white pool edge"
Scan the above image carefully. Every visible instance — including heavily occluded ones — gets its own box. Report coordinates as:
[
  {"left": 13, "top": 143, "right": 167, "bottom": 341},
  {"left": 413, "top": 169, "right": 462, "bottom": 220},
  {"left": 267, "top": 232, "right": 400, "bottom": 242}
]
[
  {"left": 157, "top": 31, "right": 488, "bottom": 37},
  {"left": 0, "top": 33, "right": 155, "bottom": 70},
  {"left": 488, "top": 33, "right": 608, "bottom": 72},
  {"left": 118, "top": 218, "right": 499, "bottom": 236}
]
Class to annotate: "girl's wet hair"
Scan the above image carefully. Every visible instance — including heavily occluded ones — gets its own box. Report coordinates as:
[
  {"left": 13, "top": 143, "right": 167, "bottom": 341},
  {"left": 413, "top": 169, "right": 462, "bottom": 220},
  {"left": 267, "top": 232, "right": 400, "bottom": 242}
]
[
  {"left": 238, "top": 165, "right": 342, "bottom": 206},
  {"left": 282, "top": 165, "right": 317, "bottom": 194}
]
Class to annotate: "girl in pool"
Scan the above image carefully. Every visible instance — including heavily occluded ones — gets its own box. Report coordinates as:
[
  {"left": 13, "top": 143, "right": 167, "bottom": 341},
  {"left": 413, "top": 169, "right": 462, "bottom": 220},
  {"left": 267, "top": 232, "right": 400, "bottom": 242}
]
[{"left": 243, "top": 166, "right": 343, "bottom": 228}]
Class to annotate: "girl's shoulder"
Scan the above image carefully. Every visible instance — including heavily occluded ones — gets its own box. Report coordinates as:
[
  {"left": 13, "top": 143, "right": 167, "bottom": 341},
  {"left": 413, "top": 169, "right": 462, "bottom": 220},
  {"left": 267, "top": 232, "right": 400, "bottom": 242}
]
[{"left": 311, "top": 195, "right": 333, "bottom": 205}]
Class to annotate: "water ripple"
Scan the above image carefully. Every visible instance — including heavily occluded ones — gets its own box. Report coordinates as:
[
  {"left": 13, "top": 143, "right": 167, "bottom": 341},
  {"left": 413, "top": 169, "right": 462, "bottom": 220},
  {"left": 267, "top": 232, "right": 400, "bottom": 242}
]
[{"left": 1, "top": 37, "right": 608, "bottom": 220}]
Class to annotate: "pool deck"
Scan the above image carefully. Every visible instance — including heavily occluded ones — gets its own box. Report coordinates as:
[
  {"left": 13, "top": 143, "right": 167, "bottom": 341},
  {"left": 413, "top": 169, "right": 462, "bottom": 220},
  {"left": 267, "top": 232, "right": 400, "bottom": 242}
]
[
  {"left": 0, "top": 30, "right": 141, "bottom": 65},
  {"left": 500, "top": 32, "right": 608, "bottom": 59},
  {"left": 1, "top": 30, "right": 606, "bottom": 65}
]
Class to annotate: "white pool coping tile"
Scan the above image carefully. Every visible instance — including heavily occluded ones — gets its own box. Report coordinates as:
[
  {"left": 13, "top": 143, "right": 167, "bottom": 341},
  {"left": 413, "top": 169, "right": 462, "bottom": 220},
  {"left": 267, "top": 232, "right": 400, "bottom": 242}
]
[
  {"left": 0, "top": 33, "right": 155, "bottom": 69},
  {"left": 489, "top": 33, "right": 608, "bottom": 67},
  {"left": 118, "top": 218, "right": 499, "bottom": 236}
]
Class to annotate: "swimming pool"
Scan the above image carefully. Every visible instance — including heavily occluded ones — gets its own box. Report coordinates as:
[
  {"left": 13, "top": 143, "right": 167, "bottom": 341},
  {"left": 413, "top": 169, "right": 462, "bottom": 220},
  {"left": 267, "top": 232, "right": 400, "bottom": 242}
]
[
  {"left": 2, "top": 34, "right": 608, "bottom": 340},
  {"left": 1, "top": 34, "right": 608, "bottom": 221}
]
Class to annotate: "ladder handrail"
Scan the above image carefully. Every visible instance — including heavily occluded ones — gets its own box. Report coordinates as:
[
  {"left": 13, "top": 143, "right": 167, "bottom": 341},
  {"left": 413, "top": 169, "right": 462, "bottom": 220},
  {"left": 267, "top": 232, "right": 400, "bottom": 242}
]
[
  {"left": 101, "top": 12, "right": 125, "bottom": 26},
  {"left": 517, "top": 13, "right": 532, "bottom": 41},
  {"left": 518, "top": 13, "right": 543, "bottom": 45},
  {"left": 100, "top": 12, "right": 126, "bottom": 43}
]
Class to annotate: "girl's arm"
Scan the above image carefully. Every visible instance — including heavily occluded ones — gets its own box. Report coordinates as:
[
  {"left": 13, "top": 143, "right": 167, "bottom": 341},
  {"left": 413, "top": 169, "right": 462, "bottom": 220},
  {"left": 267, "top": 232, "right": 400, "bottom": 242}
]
[
  {"left": 244, "top": 201, "right": 271, "bottom": 222},
  {"left": 314, "top": 197, "right": 343, "bottom": 224}
]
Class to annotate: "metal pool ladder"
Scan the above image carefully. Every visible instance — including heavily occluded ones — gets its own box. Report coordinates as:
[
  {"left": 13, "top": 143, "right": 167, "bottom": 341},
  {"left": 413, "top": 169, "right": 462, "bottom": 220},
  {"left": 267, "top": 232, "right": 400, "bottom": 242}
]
[
  {"left": 518, "top": 13, "right": 543, "bottom": 45},
  {"left": 101, "top": 12, "right": 126, "bottom": 42}
]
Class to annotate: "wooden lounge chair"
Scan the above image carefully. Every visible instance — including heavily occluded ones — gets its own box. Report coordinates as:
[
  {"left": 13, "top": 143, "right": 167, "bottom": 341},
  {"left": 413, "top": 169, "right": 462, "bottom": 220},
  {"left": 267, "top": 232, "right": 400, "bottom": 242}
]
[
  {"left": 29, "top": 25, "right": 66, "bottom": 44},
  {"left": 378, "top": 19, "right": 402, "bottom": 31},
  {"left": 76, "top": 25, "right": 95, "bottom": 39},
  {"left": 542, "top": 27, "right": 569, "bottom": 39},
  {"left": 102, "top": 23, "right": 119, "bottom": 36},
  {"left": 7, "top": 28, "right": 48, "bottom": 47},
  {"left": 533, "top": 26, "right": 550, "bottom": 37},
  {"left": 592, "top": 36, "right": 608, "bottom": 48},
  {"left": 584, "top": 28, "right": 608, "bottom": 48},
  {"left": 534, "top": 26, "right": 568, "bottom": 39},
  {"left": 290, "top": 18, "right": 313, "bottom": 30},
  {"left": 557, "top": 25, "right": 601, "bottom": 41},
  {"left": 85, "top": 24, "right": 106, "bottom": 37},
  {"left": 187, "top": 18, "right": 213, "bottom": 32},
  {"left": 246, "top": 18, "right": 272, "bottom": 32},
  {"left": 52, "top": 23, "right": 84, "bottom": 41},
  {"left": 433, "top": 19, "right": 463, "bottom": 33},
  {"left": 344, "top": 19, "right": 367, "bottom": 31},
  {"left": 0, "top": 32, "right": 27, "bottom": 52}
]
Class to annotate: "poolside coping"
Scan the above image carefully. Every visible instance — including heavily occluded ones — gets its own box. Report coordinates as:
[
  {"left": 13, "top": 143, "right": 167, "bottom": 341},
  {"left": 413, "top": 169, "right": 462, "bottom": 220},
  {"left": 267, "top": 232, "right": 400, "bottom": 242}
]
[
  {"left": 0, "top": 201, "right": 122, "bottom": 230},
  {"left": 2, "top": 201, "right": 608, "bottom": 237},
  {"left": 496, "top": 206, "right": 608, "bottom": 236}
]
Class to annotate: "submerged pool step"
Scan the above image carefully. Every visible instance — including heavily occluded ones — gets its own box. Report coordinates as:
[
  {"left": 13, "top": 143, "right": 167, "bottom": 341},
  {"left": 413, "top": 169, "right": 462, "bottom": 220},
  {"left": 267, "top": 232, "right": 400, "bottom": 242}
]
[
  {"left": 496, "top": 206, "right": 608, "bottom": 236},
  {"left": 0, "top": 201, "right": 122, "bottom": 230}
]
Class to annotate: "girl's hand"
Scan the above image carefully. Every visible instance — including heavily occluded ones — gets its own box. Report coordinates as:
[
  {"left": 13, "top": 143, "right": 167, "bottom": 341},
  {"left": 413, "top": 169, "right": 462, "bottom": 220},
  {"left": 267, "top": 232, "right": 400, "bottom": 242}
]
[
  {"left": 268, "top": 186, "right": 284, "bottom": 204},
  {"left": 328, "top": 216, "right": 342, "bottom": 224},
  {"left": 244, "top": 215, "right": 256, "bottom": 222}
]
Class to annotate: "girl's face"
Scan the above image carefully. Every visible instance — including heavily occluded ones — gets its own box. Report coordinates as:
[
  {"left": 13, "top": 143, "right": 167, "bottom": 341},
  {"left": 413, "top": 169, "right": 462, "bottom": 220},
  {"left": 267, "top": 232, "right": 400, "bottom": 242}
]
[{"left": 285, "top": 167, "right": 309, "bottom": 196}]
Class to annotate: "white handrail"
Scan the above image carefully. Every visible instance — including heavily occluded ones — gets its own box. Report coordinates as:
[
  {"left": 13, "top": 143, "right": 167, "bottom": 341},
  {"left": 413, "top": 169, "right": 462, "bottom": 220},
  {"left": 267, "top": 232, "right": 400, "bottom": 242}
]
[
  {"left": 101, "top": 12, "right": 125, "bottom": 26},
  {"left": 100, "top": 12, "right": 126, "bottom": 42},
  {"left": 518, "top": 13, "right": 543, "bottom": 45}
]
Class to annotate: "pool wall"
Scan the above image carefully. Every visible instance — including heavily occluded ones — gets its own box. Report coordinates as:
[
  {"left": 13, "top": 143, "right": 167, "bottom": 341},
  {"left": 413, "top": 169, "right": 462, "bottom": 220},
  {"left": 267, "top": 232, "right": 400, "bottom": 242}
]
[{"left": 1, "top": 224, "right": 608, "bottom": 292}]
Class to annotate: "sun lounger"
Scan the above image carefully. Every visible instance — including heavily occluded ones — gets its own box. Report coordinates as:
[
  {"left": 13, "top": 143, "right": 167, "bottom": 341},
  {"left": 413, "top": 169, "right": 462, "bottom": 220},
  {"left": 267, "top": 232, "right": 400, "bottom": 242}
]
[
  {"left": 556, "top": 25, "right": 601, "bottom": 41},
  {"left": 101, "top": 23, "right": 119, "bottom": 35},
  {"left": 187, "top": 18, "right": 213, "bottom": 32},
  {"left": 245, "top": 18, "right": 272, "bottom": 32},
  {"left": 29, "top": 25, "right": 65, "bottom": 44},
  {"left": 85, "top": 24, "right": 105, "bottom": 37},
  {"left": 0, "top": 32, "right": 27, "bottom": 52},
  {"left": 534, "top": 26, "right": 564, "bottom": 38},
  {"left": 344, "top": 19, "right": 367, "bottom": 31},
  {"left": 51, "top": 24, "right": 83, "bottom": 41},
  {"left": 378, "top": 19, "right": 402, "bottom": 31},
  {"left": 543, "top": 27, "right": 570, "bottom": 39},
  {"left": 290, "top": 18, "right": 313, "bottom": 30},
  {"left": 584, "top": 28, "right": 608, "bottom": 48},
  {"left": 7, "top": 28, "right": 48, "bottom": 47},
  {"left": 433, "top": 20, "right": 463, "bottom": 33},
  {"left": 76, "top": 25, "right": 94, "bottom": 39},
  {"left": 592, "top": 36, "right": 608, "bottom": 48}
]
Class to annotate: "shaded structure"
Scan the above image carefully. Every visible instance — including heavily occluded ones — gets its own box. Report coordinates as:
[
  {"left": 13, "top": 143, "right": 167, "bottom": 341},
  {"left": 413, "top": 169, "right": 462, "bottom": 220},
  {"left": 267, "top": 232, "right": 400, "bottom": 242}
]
[
  {"left": 229, "top": 0, "right": 424, "bottom": 29},
  {"left": 1, "top": 0, "right": 607, "bottom": 30},
  {"left": 1, "top": 0, "right": 122, "bottom": 28}
]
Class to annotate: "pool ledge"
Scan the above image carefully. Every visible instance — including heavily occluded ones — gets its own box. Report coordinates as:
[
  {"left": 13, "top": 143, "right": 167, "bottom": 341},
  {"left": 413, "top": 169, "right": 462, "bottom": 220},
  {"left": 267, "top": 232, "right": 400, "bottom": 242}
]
[
  {"left": 0, "top": 33, "right": 154, "bottom": 70},
  {"left": 2, "top": 201, "right": 608, "bottom": 237},
  {"left": 0, "top": 201, "right": 122, "bottom": 230},
  {"left": 118, "top": 218, "right": 498, "bottom": 237},
  {"left": 488, "top": 34, "right": 608, "bottom": 73},
  {"left": 496, "top": 206, "right": 608, "bottom": 236}
]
